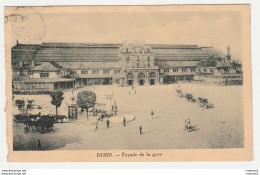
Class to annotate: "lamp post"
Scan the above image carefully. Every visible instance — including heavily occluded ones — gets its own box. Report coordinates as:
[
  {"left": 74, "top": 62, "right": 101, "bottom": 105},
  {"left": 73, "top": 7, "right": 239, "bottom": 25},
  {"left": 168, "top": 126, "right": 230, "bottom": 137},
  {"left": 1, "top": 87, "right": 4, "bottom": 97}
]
[{"left": 105, "top": 87, "right": 113, "bottom": 116}]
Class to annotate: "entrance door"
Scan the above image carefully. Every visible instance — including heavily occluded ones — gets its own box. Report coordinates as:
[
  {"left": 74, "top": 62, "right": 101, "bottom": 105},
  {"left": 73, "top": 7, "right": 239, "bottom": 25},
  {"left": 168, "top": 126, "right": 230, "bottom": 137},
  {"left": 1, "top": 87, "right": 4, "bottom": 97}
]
[
  {"left": 139, "top": 80, "right": 144, "bottom": 85},
  {"left": 150, "top": 79, "right": 155, "bottom": 85},
  {"left": 127, "top": 73, "right": 134, "bottom": 86},
  {"left": 128, "top": 80, "right": 133, "bottom": 86}
]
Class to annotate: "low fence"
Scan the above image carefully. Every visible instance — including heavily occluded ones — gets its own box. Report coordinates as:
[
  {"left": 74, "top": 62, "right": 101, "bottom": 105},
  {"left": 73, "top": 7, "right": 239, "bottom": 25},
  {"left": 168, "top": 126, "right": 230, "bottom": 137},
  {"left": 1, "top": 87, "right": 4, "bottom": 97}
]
[{"left": 194, "top": 75, "right": 243, "bottom": 85}]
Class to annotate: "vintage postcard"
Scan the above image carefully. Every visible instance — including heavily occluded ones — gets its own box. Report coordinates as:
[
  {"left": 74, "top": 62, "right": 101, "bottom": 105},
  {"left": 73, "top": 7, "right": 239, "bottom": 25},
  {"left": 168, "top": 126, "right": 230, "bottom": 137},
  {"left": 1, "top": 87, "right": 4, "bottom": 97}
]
[{"left": 5, "top": 5, "right": 252, "bottom": 162}]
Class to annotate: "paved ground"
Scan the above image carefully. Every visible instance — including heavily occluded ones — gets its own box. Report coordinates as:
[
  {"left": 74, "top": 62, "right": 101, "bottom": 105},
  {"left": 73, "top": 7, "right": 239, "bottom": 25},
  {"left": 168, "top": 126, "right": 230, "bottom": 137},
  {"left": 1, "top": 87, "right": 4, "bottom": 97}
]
[{"left": 12, "top": 83, "right": 244, "bottom": 150}]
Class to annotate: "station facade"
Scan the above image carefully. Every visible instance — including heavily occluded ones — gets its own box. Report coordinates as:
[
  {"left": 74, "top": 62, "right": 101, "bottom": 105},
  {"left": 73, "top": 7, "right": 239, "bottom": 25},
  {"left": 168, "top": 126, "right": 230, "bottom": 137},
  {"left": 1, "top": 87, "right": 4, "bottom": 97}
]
[{"left": 11, "top": 41, "right": 242, "bottom": 91}]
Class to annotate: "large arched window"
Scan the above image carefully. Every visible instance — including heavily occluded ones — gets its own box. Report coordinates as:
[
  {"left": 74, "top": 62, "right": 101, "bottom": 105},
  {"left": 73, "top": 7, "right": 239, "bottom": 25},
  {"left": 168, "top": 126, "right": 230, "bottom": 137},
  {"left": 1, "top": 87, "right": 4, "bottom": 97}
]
[
  {"left": 127, "top": 73, "right": 134, "bottom": 79},
  {"left": 150, "top": 72, "right": 156, "bottom": 78},
  {"left": 138, "top": 72, "right": 145, "bottom": 79}
]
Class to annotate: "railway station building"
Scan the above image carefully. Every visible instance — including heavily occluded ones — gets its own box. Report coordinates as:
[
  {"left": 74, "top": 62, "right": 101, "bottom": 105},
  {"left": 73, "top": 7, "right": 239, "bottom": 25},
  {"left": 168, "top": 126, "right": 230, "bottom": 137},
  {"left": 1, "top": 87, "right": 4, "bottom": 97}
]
[{"left": 11, "top": 41, "right": 242, "bottom": 91}]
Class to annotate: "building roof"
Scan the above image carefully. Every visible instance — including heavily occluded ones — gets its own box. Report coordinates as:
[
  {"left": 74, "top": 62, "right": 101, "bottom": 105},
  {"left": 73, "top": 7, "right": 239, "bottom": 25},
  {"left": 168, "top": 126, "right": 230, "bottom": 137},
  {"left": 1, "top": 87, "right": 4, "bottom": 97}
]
[
  {"left": 12, "top": 42, "right": 227, "bottom": 63},
  {"left": 32, "top": 62, "right": 61, "bottom": 72},
  {"left": 58, "top": 62, "right": 121, "bottom": 70},
  {"left": 156, "top": 61, "right": 198, "bottom": 68},
  {"left": 12, "top": 44, "right": 41, "bottom": 50}
]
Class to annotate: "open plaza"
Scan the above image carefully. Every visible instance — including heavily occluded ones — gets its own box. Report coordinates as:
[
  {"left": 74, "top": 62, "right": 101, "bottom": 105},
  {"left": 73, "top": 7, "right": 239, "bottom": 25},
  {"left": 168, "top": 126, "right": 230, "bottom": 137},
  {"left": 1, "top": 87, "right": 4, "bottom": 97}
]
[{"left": 13, "top": 83, "right": 244, "bottom": 150}]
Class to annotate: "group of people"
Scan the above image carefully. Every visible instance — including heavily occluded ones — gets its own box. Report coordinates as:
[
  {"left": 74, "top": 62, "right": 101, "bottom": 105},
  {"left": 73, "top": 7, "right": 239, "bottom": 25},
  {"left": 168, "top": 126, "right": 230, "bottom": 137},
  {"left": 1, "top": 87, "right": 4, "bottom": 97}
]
[
  {"left": 95, "top": 117, "right": 110, "bottom": 131},
  {"left": 111, "top": 105, "right": 118, "bottom": 116}
]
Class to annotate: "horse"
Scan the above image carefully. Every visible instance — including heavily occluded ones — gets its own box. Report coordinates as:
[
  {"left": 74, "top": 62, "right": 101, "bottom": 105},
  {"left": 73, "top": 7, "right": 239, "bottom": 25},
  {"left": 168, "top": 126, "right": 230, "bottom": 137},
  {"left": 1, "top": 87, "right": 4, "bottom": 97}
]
[
  {"left": 55, "top": 115, "right": 67, "bottom": 123},
  {"left": 24, "top": 120, "right": 37, "bottom": 131},
  {"left": 14, "top": 114, "right": 28, "bottom": 123},
  {"left": 28, "top": 114, "right": 40, "bottom": 121}
]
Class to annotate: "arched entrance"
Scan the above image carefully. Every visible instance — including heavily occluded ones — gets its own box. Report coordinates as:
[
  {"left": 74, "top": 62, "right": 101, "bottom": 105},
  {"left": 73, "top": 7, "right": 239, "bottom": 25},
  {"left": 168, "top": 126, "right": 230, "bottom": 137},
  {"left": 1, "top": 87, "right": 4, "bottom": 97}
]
[
  {"left": 138, "top": 72, "right": 145, "bottom": 85},
  {"left": 127, "top": 73, "right": 134, "bottom": 86},
  {"left": 149, "top": 72, "right": 156, "bottom": 85}
]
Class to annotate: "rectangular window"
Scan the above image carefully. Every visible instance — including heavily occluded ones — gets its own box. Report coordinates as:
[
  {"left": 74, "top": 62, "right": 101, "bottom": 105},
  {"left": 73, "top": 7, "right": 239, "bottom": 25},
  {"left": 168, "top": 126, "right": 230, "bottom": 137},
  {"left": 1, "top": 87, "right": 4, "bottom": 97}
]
[
  {"left": 165, "top": 69, "right": 169, "bottom": 73},
  {"left": 70, "top": 71, "right": 77, "bottom": 75},
  {"left": 190, "top": 68, "right": 195, "bottom": 72},
  {"left": 81, "top": 70, "right": 88, "bottom": 74},
  {"left": 103, "top": 70, "right": 110, "bottom": 74},
  {"left": 182, "top": 69, "right": 187, "bottom": 72},
  {"left": 173, "top": 69, "right": 179, "bottom": 72},
  {"left": 40, "top": 73, "right": 49, "bottom": 78},
  {"left": 92, "top": 70, "right": 99, "bottom": 74},
  {"left": 114, "top": 70, "right": 120, "bottom": 74}
]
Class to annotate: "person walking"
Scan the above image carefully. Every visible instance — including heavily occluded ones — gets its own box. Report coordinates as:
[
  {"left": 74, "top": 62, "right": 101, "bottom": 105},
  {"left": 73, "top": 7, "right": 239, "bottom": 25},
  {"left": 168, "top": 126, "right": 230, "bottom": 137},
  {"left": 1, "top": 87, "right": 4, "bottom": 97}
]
[
  {"left": 37, "top": 139, "right": 42, "bottom": 150},
  {"left": 106, "top": 118, "right": 110, "bottom": 129},
  {"left": 150, "top": 109, "right": 154, "bottom": 119},
  {"left": 24, "top": 126, "right": 29, "bottom": 134},
  {"left": 123, "top": 117, "right": 126, "bottom": 127},
  {"left": 95, "top": 120, "right": 99, "bottom": 131},
  {"left": 187, "top": 118, "right": 191, "bottom": 132},
  {"left": 139, "top": 126, "right": 143, "bottom": 135},
  {"left": 114, "top": 105, "right": 117, "bottom": 116}
]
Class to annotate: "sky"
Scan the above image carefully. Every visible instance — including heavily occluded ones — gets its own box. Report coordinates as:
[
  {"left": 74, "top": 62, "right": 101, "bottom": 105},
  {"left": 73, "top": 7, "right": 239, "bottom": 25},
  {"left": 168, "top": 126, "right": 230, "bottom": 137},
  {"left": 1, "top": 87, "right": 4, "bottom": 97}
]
[{"left": 7, "top": 7, "right": 242, "bottom": 60}]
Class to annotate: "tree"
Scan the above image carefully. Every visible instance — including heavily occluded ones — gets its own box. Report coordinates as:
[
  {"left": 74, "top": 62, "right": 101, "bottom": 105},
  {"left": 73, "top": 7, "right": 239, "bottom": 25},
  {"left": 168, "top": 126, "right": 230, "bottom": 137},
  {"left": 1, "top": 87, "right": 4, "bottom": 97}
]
[
  {"left": 77, "top": 91, "right": 96, "bottom": 120},
  {"left": 231, "top": 60, "right": 242, "bottom": 73},
  {"left": 49, "top": 91, "right": 64, "bottom": 116}
]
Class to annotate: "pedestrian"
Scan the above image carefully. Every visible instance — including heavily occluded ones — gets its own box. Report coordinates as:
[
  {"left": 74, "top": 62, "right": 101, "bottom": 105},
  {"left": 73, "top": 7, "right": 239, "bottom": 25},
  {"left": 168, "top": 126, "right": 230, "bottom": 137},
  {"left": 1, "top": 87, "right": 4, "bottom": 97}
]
[
  {"left": 123, "top": 117, "right": 126, "bottom": 127},
  {"left": 106, "top": 118, "right": 110, "bottom": 129},
  {"left": 95, "top": 120, "right": 99, "bottom": 131},
  {"left": 187, "top": 118, "right": 191, "bottom": 132},
  {"left": 37, "top": 139, "right": 41, "bottom": 150},
  {"left": 101, "top": 113, "right": 104, "bottom": 121},
  {"left": 24, "top": 126, "right": 29, "bottom": 134},
  {"left": 114, "top": 105, "right": 117, "bottom": 115},
  {"left": 150, "top": 109, "right": 154, "bottom": 119},
  {"left": 188, "top": 122, "right": 191, "bottom": 132},
  {"left": 139, "top": 126, "right": 143, "bottom": 135},
  {"left": 184, "top": 119, "right": 187, "bottom": 130}
]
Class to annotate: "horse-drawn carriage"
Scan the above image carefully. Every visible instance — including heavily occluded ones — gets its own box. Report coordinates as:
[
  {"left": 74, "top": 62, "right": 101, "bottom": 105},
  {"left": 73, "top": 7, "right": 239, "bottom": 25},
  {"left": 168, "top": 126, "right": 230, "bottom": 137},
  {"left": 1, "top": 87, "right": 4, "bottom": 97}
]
[
  {"left": 176, "top": 89, "right": 185, "bottom": 97},
  {"left": 197, "top": 97, "right": 214, "bottom": 109},
  {"left": 14, "top": 113, "right": 61, "bottom": 134},
  {"left": 185, "top": 93, "right": 196, "bottom": 102},
  {"left": 198, "top": 97, "right": 208, "bottom": 107},
  {"left": 23, "top": 115, "right": 56, "bottom": 134},
  {"left": 33, "top": 116, "right": 55, "bottom": 134}
]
